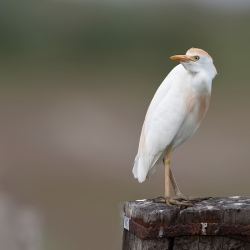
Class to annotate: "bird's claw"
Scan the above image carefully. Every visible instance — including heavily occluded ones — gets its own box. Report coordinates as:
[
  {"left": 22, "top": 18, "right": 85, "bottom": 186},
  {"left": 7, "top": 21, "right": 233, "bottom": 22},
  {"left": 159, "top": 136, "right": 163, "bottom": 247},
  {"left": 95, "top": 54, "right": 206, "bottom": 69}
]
[
  {"left": 154, "top": 196, "right": 193, "bottom": 207},
  {"left": 169, "top": 197, "right": 193, "bottom": 207},
  {"left": 176, "top": 195, "right": 212, "bottom": 202},
  {"left": 154, "top": 195, "right": 211, "bottom": 207},
  {"left": 153, "top": 196, "right": 165, "bottom": 203}
]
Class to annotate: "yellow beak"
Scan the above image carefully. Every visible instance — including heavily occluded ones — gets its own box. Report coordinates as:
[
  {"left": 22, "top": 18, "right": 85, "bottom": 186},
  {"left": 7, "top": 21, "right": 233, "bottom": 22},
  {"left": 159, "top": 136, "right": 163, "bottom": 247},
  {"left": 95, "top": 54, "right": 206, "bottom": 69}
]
[{"left": 170, "top": 55, "right": 194, "bottom": 62}]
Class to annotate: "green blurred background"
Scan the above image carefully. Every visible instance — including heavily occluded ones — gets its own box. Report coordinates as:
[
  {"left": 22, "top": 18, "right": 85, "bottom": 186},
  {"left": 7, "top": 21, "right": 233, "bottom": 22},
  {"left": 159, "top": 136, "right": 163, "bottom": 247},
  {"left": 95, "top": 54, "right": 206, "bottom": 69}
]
[{"left": 1, "top": 0, "right": 250, "bottom": 249}]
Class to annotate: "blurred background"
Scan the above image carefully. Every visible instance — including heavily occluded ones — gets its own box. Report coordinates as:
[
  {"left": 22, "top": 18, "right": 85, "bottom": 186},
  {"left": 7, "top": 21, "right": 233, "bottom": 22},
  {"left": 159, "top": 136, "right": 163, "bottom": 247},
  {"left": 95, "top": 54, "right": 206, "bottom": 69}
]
[{"left": 0, "top": 0, "right": 250, "bottom": 249}]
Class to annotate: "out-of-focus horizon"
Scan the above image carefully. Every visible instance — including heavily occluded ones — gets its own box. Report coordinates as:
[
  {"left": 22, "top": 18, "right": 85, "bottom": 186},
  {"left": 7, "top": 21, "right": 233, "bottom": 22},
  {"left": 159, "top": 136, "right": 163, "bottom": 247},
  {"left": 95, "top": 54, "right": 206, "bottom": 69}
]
[{"left": 1, "top": 1, "right": 250, "bottom": 249}]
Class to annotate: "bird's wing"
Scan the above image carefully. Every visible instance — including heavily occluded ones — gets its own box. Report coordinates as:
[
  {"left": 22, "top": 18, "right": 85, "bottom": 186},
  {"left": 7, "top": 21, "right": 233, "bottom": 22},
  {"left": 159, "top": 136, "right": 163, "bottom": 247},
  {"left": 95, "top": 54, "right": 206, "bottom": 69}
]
[
  {"left": 146, "top": 64, "right": 184, "bottom": 120},
  {"left": 133, "top": 65, "right": 187, "bottom": 182}
]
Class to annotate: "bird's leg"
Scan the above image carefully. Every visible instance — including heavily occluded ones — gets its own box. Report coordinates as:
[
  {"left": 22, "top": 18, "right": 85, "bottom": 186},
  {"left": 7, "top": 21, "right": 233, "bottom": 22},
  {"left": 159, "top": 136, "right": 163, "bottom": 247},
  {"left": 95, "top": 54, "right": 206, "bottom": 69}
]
[
  {"left": 154, "top": 145, "right": 172, "bottom": 205},
  {"left": 155, "top": 146, "right": 188, "bottom": 206},
  {"left": 169, "top": 168, "right": 182, "bottom": 196},
  {"left": 170, "top": 168, "right": 211, "bottom": 204},
  {"left": 167, "top": 167, "right": 193, "bottom": 206},
  {"left": 164, "top": 145, "right": 172, "bottom": 206},
  {"left": 154, "top": 146, "right": 210, "bottom": 206},
  {"left": 155, "top": 145, "right": 191, "bottom": 206},
  {"left": 155, "top": 147, "right": 200, "bottom": 206}
]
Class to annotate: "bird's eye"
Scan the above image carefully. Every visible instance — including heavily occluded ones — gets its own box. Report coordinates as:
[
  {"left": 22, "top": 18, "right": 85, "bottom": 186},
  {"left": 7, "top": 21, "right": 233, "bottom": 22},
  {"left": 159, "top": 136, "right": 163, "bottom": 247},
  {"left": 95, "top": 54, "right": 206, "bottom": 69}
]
[{"left": 194, "top": 56, "right": 200, "bottom": 61}]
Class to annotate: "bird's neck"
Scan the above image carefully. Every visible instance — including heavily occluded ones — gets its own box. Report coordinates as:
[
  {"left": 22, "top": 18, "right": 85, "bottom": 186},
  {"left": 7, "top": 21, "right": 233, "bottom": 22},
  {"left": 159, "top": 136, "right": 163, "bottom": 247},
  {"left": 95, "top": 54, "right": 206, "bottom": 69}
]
[{"left": 188, "top": 71, "right": 212, "bottom": 96}]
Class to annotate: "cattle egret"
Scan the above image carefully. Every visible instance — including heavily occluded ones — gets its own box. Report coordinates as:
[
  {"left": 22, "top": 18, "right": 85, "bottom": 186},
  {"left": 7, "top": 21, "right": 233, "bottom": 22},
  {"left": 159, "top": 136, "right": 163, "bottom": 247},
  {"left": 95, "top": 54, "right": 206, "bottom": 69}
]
[{"left": 133, "top": 48, "right": 217, "bottom": 206}]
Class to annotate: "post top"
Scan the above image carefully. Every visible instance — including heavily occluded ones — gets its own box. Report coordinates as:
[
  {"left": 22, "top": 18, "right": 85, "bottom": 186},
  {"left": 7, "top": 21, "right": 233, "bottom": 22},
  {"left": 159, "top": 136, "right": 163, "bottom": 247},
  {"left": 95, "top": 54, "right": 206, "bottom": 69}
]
[{"left": 123, "top": 197, "right": 250, "bottom": 240}]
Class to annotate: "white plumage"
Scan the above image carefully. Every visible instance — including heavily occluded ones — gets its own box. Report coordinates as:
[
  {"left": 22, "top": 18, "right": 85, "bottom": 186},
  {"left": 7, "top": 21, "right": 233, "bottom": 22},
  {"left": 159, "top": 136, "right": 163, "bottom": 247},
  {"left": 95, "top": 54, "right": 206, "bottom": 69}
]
[{"left": 133, "top": 48, "right": 217, "bottom": 184}]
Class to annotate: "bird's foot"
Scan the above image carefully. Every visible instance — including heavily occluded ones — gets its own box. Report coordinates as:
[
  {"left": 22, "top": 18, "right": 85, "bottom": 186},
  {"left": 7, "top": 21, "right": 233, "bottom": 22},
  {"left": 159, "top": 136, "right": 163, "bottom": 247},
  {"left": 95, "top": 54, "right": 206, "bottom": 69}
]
[
  {"left": 175, "top": 194, "right": 211, "bottom": 202},
  {"left": 154, "top": 196, "right": 192, "bottom": 206},
  {"left": 154, "top": 195, "right": 211, "bottom": 207}
]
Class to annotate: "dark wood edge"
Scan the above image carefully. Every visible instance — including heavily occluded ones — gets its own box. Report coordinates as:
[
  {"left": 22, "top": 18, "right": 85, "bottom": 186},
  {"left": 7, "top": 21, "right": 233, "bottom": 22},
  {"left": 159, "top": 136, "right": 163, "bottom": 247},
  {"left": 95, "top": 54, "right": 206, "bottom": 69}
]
[{"left": 124, "top": 216, "right": 250, "bottom": 241}]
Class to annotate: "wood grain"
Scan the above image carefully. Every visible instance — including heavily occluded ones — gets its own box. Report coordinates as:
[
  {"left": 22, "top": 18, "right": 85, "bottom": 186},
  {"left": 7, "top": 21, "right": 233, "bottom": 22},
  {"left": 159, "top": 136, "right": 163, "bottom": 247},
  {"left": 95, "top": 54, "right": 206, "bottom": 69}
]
[{"left": 122, "top": 197, "right": 250, "bottom": 250}]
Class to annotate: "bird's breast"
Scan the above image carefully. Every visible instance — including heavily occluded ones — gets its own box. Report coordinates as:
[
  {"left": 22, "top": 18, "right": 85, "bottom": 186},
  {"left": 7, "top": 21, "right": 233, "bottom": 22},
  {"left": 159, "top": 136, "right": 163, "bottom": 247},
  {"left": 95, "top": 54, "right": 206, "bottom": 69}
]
[
  {"left": 171, "top": 92, "right": 210, "bottom": 150},
  {"left": 184, "top": 92, "right": 210, "bottom": 125}
]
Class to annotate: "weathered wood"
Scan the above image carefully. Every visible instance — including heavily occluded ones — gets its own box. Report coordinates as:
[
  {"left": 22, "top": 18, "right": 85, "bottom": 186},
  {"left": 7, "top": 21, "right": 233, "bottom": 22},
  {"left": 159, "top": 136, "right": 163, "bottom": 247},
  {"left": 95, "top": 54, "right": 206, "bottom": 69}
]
[
  {"left": 122, "top": 197, "right": 250, "bottom": 250},
  {"left": 123, "top": 229, "right": 173, "bottom": 250}
]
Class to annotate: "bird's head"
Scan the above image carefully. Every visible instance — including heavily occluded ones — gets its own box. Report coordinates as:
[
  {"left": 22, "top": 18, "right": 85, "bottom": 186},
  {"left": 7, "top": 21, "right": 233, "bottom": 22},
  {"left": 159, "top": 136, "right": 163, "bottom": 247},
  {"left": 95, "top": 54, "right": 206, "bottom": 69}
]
[{"left": 170, "top": 48, "right": 217, "bottom": 79}]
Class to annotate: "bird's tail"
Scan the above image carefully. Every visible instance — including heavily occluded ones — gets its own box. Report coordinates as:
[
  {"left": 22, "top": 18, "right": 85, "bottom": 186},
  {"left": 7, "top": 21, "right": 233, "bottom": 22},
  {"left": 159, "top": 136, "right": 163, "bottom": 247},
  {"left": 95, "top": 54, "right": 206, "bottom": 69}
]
[
  {"left": 132, "top": 154, "right": 155, "bottom": 183},
  {"left": 132, "top": 154, "right": 139, "bottom": 179},
  {"left": 133, "top": 150, "right": 165, "bottom": 183}
]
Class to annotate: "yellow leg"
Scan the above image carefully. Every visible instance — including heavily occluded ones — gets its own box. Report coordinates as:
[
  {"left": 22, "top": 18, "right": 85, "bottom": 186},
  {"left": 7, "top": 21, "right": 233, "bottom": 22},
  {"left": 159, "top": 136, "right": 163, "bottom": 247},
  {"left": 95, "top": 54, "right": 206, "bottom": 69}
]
[
  {"left": 154, "top": 145, "right": 210, "bottom": 206},
  {"left": 156, "top": 145, "right": 193, "bottom": 206},
  {"left": 164, "top": 145, "right": 172, "bottom": 205},
  {"left": 170, "top": 168, "right": 182, "bottom": 196},
  {"left": 170, "top": 167, "right": 210, "bottom": 205}
]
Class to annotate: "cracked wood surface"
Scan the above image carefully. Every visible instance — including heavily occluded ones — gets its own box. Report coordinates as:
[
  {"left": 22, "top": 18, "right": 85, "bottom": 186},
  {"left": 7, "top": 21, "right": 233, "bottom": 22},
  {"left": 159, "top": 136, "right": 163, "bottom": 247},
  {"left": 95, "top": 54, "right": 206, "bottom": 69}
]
[{"left": 122, "top": 197, "right": 250, "bottom": 250}]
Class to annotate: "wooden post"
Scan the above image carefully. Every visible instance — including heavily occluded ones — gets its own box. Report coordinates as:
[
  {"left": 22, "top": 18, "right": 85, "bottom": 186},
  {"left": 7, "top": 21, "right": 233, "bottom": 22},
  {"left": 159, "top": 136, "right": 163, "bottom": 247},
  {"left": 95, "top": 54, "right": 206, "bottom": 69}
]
[{"left": 122, "top": 197, "right": 250, "bottom": 250}]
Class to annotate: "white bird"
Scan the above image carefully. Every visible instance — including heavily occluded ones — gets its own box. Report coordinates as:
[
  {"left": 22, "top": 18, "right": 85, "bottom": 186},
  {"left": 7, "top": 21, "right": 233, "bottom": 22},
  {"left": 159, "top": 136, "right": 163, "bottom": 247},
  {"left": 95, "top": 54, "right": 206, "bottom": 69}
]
[{"left": 133, "top": 48, "right": 217, "bottom": 206}]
